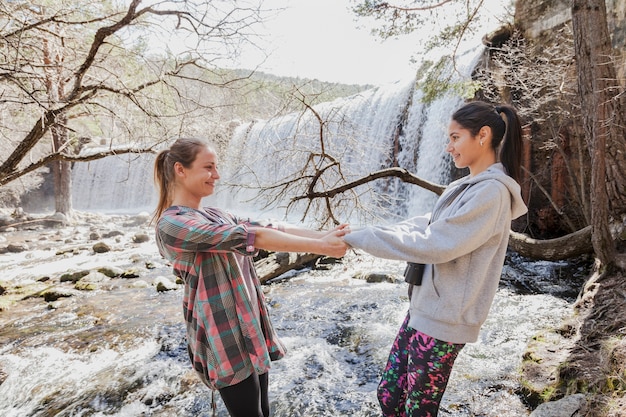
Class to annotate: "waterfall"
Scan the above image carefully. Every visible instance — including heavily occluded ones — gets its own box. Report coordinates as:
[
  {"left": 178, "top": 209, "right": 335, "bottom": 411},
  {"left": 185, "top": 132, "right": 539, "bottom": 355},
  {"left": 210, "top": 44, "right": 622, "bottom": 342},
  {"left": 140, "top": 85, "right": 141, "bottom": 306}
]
[
  {"left": 69, "top": 46, "right": 483, "bottom": 218},
  {"left": 71, "top": 151, "right": 159, "bottom": 214},
  {"left": 221, "top": 46, "right": 484, "bottom": 223}
]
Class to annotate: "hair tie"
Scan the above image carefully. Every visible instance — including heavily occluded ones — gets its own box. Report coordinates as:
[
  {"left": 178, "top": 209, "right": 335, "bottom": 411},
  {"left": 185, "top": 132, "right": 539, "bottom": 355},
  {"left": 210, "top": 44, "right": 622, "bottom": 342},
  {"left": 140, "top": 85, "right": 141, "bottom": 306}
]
[{"left": 494, "top": 106, "right": 507, "bottom": 125}]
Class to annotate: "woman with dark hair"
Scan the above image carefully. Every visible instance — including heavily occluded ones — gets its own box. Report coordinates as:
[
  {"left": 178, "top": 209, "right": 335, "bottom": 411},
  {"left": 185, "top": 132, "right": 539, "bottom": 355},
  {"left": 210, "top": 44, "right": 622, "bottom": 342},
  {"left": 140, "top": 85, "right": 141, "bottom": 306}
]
[
  {"left": 153, "top": 138, "right": 348, "bottom": 417},
  {"left": 342, "top": 101, "right": 528, "bottom": 416}
]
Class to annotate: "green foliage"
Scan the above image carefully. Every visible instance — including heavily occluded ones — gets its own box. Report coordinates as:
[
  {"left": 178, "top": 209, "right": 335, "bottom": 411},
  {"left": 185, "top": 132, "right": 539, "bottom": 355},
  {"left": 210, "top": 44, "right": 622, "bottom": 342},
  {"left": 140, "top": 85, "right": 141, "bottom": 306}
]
[{"left": 417, "top": 56, "right": 481, "bottom": 103}]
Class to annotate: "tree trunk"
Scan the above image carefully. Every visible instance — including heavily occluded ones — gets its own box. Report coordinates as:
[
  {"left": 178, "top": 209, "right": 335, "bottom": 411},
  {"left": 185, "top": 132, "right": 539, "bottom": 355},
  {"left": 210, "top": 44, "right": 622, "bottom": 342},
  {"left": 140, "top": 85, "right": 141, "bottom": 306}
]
[
  {"left": 44, "top": 24, "right": 73, "bottom": 217},
  {"left": 256, "top": 252, "right": 323, "bottom": 283},
  {"left": 52, "top": 123, "right": 73, "bottom": 216},
  {"left": 571, "top": 0, "right": 622, "bottom": 267},
  {"left": 509, "top": 226, "right": 592, "bottom": 261}
]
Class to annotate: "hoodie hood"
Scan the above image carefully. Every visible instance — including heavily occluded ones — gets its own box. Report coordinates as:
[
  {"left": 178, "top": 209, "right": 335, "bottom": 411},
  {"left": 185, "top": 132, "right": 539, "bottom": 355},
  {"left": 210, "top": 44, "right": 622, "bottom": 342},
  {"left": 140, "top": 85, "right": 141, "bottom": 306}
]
[{"left": 449, "top": 163, "right": 527, "bottom": 220}]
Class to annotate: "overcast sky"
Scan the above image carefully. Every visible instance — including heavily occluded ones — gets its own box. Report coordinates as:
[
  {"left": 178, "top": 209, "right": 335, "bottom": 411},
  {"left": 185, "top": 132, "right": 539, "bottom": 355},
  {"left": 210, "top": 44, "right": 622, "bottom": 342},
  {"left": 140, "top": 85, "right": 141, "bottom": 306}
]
[
  {"left": 235, "top": 0, "right": 422, "bottom": 86},
  {"left": 234, "top": 0, "right": 511, "bottom": 86}
]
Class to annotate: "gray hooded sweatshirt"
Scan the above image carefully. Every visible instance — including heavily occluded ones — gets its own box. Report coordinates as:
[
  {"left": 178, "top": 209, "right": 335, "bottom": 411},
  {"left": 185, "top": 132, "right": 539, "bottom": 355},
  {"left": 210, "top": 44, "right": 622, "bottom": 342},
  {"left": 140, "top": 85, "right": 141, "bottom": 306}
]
[{"left": 344, "top": 163, "right": 528, "bottom": 344}]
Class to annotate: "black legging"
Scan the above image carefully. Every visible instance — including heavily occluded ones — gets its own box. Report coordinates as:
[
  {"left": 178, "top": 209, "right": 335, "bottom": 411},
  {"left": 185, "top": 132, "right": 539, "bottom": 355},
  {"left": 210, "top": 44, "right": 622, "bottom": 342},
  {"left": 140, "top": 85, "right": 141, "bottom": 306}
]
[{"left": 218, "top": 372, "right": 269, "bottom": 417}]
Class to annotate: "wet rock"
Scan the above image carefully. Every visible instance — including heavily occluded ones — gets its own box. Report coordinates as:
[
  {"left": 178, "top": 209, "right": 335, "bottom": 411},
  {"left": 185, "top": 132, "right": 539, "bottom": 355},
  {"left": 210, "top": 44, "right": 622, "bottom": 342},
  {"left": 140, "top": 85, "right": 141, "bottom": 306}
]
[
  {"left": 124, "top": 212, "right": 151, "bottom": 227},
  {"left": 74, "top": 281, "right": 98, "bottom": 291},
  {"left": 46, "top": 212, "right": 69, "bottom": 227},
  {"left": 42, "top": 288, "right": 75, "bottom": 302},
  {"left": 129, "top": 280, "right": 150, "bottom": 288},
  {"left": 0, "top": 215, "right": 12, "bottom": 227},
  {"left": 352, "top": 271, "right": 396, "bottom": 283},
  {"left": 75, "top": 271, "right": 109, "bottom": 291},
  {"left": 120, "top": 269, "right": 140, "bottom": 279},
  {"left": 0, "top": 284, "right": 5, "bottom": 295},
  {"left": 98, "top": 266, "right": 124, "bottom": 278},
  {"left": 89, "top": 232, "right": 101, "bottom": 240},
  {"left": 529, "top": 394, "right": 587, "bottom": 417},
  {"left": 102, "top": 230, "right": 123, "bottom": 239},
  {"left": 7, "top": 243, "right": 28, "bottom": 253},
  {"left": 155, "top": 276, "right": 178, "bottom": 292},
  {"left": 60, "top": 270, "right": 91, "bottom": 283},
  {"left": 130, "top": 254, "right": 145, "bottom": 263},
  {"left": 93, "top": 242, "right": 111, "bottom": 253},
  {"left": 132, "top": 233, "right": 150, "bottom": 244}
]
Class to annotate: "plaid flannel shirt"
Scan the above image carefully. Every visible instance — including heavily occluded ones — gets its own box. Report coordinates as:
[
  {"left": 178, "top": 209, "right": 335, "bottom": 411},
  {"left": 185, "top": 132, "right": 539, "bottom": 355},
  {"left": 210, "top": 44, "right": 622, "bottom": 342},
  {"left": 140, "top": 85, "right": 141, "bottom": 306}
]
[{"left": 155, "top": 205, "right": 286, "bottom": 389}]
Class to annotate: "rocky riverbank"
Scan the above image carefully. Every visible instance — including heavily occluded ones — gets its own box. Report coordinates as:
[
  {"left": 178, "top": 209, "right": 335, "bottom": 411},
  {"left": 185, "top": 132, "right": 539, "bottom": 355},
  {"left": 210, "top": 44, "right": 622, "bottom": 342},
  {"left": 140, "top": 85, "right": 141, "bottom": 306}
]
[
  {"left": 1, "top": 209, "right": 621, "bottom": 416},
  {"left": 520, "top": 264, "right": 626, "bottom": 417}
]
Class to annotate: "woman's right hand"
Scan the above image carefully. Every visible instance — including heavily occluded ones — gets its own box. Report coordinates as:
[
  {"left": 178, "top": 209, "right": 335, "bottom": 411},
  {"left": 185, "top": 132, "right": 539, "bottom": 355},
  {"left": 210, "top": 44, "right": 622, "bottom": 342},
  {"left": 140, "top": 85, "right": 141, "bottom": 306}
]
[{"left": 319, "top": 227, "right": 350, "bottom": 258}]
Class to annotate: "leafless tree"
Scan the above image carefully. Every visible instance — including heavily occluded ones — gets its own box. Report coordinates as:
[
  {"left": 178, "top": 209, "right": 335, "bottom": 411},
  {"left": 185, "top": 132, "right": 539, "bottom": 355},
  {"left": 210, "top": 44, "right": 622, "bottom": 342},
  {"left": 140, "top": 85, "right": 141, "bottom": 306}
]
[{"left": 0, "top": 0, "right": 269, "bottom": 215}]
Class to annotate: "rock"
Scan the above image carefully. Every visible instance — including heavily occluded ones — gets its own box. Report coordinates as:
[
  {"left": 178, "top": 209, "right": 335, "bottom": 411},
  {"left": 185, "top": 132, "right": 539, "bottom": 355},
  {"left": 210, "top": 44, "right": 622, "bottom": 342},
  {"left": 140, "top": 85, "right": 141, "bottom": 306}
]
[
  {"left": 130, "top": 254, "right": 145, "bottom": 263},
  {"left": 132, "top": 233, "right": 150, "bottom": 243},
  {"left": 129, "top": 280, "right": 150, "bottom": 288},
  {"left": 74, "top": 281, "right": 98, "bottom": 291},
  {"left": 93, "top": 242, "right": 111, "bottom": 253},
  {"left": 46, "top": 212, "right": 68, "bottom": 227},
  {"left": 59, "top": 270, "right": 91, "bottom": 283},
  {"left": 42, "top": 288, "right": 75, "bottom": 302},
  {"left": 75, "top": 271, "right": 109, "bottom": 291},
  {"left": 89, "top": 232, "right": 101, "bottom": 240},
  {"left": 7, "top": 243, "right": 28, "bottom": 253},
  {"left": 120, "top": 269, "right": 140, "bottom": 279},
  {"left": 155, "top": 276, "right": 178, "bottom": 292},
  {"left": 0, "top": 215, "right": 12, "bottom": 227},
  {"left": 352, "top": 271, "right": 396, "bottom": 283},
  {"left": 529, "top": 394, "right": 587, "bottom": 417},
  {"left": 97, "top": 266, "right": 124, "bottom": 278},
  {"left": 124, "top": 212, "right": 151, "bottom": 226}
]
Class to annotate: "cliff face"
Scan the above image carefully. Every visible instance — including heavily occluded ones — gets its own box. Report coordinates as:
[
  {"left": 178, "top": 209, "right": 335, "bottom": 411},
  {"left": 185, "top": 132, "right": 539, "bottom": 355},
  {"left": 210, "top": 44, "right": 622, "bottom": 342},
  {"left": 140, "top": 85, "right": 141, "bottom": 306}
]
[
  {"left": 515, "top": 0, "right": 626, "bottom": 84},
  {"left": 487, "top": 0, "right": 626, "bottom": 239},
  {"left": 508, "top": 7, "right": 626, "bottom": 415}
]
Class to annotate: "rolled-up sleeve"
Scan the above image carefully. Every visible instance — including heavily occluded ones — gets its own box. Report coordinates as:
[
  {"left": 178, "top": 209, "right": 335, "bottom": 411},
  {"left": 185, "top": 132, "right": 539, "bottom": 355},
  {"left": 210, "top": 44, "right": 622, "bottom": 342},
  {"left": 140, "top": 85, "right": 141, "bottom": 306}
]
[{"left": 157, "top": 211, "right": 257, "bottom": 257}]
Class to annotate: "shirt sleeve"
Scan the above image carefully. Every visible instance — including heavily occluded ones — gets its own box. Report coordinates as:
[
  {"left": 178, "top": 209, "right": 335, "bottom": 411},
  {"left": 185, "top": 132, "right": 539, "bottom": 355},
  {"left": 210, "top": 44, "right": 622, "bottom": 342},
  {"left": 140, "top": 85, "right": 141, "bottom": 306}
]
[{"left": 157, "top": 211, "right": 257, "bottom": 256}]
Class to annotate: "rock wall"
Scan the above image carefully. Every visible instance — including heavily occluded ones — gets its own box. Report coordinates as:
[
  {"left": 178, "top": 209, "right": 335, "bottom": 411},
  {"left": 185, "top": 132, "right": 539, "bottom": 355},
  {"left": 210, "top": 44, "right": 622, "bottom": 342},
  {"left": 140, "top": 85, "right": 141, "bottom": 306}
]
[
  {"left": 489, "top": 0, "right": 626, "bottom": 239},
  {"left": 515, "top": 0, "right": 626, "bottom": 81}
]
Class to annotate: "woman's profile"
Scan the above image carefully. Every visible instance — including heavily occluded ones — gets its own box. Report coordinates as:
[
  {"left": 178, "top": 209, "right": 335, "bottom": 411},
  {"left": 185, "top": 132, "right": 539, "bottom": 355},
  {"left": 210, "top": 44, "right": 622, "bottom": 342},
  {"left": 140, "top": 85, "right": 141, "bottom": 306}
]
[{"left": 343, "top": 101, "right": 528, "bottom": 416}]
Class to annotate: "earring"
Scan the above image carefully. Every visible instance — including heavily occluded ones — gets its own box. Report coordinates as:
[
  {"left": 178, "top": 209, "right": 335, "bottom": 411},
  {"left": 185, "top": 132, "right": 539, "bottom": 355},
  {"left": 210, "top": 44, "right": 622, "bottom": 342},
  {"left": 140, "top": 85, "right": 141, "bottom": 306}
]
[{"left": 480, "top": 140, "right": 484, "bottom": 147}]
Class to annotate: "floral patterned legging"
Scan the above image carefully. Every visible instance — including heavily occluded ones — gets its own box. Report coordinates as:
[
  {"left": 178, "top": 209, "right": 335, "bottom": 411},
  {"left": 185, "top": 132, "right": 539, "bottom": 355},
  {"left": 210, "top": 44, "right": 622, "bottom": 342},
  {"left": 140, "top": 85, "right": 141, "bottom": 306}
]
[{"left": 377, "top": 313, "right": 465, "bottom": 417}]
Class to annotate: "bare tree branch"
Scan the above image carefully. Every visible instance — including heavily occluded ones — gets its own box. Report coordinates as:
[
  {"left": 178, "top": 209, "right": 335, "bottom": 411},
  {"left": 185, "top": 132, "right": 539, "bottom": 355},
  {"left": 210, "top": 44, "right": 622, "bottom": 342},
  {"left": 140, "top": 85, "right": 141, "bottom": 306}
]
[
  {"left": 291, "top": 167, "right": 445, "bottom": 201},
  {"left": 0, "top": 146, "right": 157, "bottom": 187}
]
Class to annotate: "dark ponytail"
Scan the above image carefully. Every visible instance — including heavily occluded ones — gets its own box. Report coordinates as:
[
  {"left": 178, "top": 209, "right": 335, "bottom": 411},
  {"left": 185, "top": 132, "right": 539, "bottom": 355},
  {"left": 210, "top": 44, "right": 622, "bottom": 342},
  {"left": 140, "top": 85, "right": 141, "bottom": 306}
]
[
  {"left": 494, "top": 105, "right": 522, "bottom": 183},
  {"left": 451, "top": 101, "right": 523, "bottom": 183},
  {"left": 151, "top": 138, "right": 215, "bottom": 224}
]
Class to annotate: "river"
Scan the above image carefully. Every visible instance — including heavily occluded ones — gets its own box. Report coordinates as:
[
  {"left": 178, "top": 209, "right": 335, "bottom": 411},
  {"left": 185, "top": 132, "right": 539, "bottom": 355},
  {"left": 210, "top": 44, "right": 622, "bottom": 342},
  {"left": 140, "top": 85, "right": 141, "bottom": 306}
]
[{"left": 0, "top": 212, "right": 588, "bottom": 417}]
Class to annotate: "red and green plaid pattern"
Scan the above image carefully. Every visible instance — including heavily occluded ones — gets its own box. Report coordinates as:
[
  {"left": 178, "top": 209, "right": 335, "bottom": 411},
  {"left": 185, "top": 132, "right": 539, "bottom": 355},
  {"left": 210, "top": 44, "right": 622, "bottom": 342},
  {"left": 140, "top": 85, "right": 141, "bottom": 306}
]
[{"left": 156, "top": 206, "right": 286, "bottom": 389}]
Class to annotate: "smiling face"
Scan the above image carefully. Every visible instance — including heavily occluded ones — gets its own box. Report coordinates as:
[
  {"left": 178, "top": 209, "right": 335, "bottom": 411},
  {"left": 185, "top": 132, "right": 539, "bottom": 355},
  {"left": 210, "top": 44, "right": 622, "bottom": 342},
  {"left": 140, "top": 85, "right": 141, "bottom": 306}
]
[
  {"left": 173, "top": 146, "right": 220, "bottom": 207},
  {"left": 446, "top": 120, "right": 496, "bottom": 176}
]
